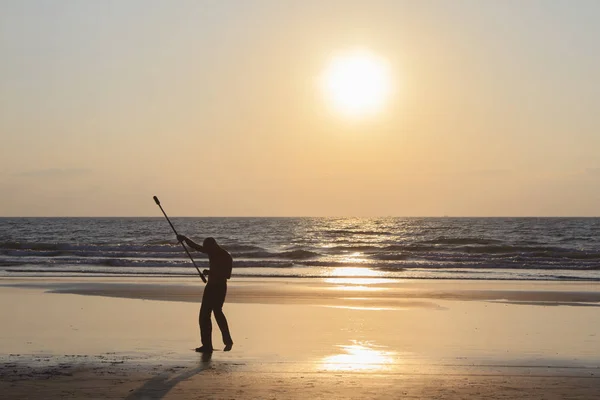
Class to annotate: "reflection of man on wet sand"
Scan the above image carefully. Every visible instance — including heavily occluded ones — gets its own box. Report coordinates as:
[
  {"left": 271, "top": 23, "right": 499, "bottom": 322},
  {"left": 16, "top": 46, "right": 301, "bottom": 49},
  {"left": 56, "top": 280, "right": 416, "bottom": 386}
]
[{"left": 176, "top": 235, "right": 233, "bottom": 353}]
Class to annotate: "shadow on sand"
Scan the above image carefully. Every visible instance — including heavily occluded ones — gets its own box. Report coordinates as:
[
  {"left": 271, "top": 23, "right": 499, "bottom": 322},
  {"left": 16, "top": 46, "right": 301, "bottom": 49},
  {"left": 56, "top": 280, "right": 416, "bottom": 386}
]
[{"left": 125, "top": 352, "right": 213, "bottom": 400}]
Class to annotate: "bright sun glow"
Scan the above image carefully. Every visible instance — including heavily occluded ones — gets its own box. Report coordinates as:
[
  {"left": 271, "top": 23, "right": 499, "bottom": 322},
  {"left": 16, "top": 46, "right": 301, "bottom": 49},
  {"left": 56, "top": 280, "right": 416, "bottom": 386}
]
[{"left": 322, "top": 49, "right": 392, "bottom": 118}]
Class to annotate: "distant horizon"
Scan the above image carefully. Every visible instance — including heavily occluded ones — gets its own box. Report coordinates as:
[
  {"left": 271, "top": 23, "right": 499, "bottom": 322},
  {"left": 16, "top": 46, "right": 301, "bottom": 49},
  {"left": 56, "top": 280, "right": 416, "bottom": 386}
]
[{"left": 1, "top": 215, "right": 599, "bottom": 219}]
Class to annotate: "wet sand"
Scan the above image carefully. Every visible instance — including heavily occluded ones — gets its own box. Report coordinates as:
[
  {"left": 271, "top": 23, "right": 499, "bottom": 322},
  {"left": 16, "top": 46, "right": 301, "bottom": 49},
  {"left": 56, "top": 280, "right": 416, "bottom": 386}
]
[{"left": 1, "top": 277, "right": 599, "bottom": 399}]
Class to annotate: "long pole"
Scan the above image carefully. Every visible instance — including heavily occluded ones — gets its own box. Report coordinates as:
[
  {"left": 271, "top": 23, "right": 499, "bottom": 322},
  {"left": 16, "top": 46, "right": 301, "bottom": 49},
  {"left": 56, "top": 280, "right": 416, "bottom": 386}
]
[{"left": 153, "top": 196, "right": 207, "bottom": 283}]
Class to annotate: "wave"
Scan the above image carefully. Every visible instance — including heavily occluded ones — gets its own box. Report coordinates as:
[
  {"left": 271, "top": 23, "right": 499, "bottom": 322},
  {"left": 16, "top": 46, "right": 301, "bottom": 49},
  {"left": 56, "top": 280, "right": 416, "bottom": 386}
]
[
  {"left": 236, "top": 249, "right": 320, "bottom": 259},
  {"left": 4, "top": 268, "right": 600, "bottom": 282},
  {"left": 2, "top": 257, "right": 599, "bottom": 270},
  {"left": 452, "top": 245, "right": 592, "bottom": 256},
  {"left": 2, "top": 248, "right": 319, "bottom": 261},
  {"left": 3, "top": 238, "right": 600, "bottom": 275},
  {"left": 321, "top": 229, "right": 393, "bottom": 236},
  {"left": 3, "top": 268, "right": 194, "bottom": 276},
  {"left": 2, "top": 253, "right": 600, "bottom": 269},
  {"left": 0, "top": 258, "right": 296, "bottom": 269},
  {"left": 0, "top": 240, "right": 264, "bottom": 252},
  {"left": 5, "top": 240, "right": 597, "bottom": 259},
  {"left": 420, "top": 237, "right": 503, "bottom": 245},
  {"left": 224, "top": 244, "right": 266, "bottom": 252},
  {"left": 0, "top": 241, "right": 181, "bottom": 253},
  {"left": 370, "top": 253, "right": 411, "bottom": 261}
]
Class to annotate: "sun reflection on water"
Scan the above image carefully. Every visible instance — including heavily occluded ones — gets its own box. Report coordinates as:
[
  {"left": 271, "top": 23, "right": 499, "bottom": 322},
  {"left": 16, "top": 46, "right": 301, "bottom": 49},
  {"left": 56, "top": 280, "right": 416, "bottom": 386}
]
[
  {"left": 324, "top": 267, "right": 389, "bottom": 285},
  {"left": 331, "top": 285, "right": 381, "bottom": 291},
  {"left": 320, "top": 341, "right": 395, "bottom": 372},
  {"left": 331, "top": 267, "right": 380, "bottom": 277}
]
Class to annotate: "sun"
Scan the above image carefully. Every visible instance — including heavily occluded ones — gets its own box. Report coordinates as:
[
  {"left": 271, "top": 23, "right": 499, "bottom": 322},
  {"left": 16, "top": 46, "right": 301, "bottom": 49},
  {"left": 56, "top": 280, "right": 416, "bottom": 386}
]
[{"left": 321, "top": 49, "right": 392, "bottom": 118}]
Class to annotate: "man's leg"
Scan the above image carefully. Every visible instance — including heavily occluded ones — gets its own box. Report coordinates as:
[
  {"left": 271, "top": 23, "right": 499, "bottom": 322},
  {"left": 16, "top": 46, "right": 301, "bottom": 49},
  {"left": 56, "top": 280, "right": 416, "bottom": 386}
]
[
  {"left": 198, "top": 285, "right": 214, "bottom": 352},
  {"left": 213, "top": 283, "right": 233, "bottom": 349}
]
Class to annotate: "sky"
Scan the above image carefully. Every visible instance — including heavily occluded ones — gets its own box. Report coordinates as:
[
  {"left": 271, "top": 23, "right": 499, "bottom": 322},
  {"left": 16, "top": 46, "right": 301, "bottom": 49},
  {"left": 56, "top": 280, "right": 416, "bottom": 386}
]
[{"left": 1, "top": 0, "right": 600, "bottom": 217}]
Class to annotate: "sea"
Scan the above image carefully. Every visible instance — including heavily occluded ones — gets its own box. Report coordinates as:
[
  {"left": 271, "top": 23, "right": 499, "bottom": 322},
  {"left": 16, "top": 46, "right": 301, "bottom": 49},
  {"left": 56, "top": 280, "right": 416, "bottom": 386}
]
[{"left": 0, "top": 217, "right": 599, "bottom": 281}]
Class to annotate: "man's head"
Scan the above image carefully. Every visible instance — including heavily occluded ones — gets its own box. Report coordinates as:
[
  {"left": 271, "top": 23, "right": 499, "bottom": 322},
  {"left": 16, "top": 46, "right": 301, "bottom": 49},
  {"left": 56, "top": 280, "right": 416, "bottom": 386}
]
[{"left": 203, "top": 237, "right": 218, "bottom": 251}]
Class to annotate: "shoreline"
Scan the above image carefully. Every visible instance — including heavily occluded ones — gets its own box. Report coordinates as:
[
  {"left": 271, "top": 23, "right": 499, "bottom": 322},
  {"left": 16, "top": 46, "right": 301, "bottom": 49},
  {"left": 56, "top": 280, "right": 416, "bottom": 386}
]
[{"left": 3, "top": 276, "right": 600, "bottom": 304}]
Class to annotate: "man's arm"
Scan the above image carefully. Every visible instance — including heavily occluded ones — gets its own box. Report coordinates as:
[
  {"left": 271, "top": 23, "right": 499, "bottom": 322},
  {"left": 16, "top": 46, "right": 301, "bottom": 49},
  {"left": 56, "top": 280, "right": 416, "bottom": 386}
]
[{"left": 176, "top": 235, "right": 205, "bottom": 253}]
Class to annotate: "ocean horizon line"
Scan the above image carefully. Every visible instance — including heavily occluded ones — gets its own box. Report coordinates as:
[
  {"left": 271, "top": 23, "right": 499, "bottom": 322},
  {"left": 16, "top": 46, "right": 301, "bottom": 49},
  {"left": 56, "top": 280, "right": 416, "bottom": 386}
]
[{"left": 1, "top": 215, "right": 600, "bottom": 219}]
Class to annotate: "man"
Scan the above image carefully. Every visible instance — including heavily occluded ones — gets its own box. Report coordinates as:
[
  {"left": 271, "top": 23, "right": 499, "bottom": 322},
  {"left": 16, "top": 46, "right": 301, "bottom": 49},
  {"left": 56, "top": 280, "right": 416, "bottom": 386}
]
[{"left": 176, "top": 235, "right": 233, "bottom": 353}]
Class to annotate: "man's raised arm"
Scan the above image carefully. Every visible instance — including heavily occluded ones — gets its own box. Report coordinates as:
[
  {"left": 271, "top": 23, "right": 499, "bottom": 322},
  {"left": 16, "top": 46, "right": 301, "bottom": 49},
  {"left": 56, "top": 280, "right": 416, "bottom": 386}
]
[{"left": 176, "top": 235, "right": 205, "bottom": 253}]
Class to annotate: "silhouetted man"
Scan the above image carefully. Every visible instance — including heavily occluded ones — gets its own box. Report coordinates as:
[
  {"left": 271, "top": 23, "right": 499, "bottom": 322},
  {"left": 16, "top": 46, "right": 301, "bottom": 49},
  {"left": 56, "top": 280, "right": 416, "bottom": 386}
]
[{"left": 176, "top": 235, "right": 233, "bottom": 353}]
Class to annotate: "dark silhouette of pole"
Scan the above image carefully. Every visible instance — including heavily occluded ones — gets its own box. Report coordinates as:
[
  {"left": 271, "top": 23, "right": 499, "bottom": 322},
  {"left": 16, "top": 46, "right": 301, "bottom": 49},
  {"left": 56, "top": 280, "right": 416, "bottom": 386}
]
[{"left": 153, "top": 196, "right": 207, "bottom": 283}]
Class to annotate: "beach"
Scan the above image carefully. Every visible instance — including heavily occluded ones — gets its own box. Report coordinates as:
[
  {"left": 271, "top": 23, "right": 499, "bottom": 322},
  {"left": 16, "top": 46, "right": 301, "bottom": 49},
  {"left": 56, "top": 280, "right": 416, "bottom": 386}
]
[{"left": 1, "top": 277, "right": 599, "bottom": 399}]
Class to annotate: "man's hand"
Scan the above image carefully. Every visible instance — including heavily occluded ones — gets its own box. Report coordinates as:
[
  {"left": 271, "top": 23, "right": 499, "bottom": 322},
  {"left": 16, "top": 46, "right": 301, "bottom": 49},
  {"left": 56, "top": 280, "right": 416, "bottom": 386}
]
[
  {"left": 202, "top": 269, "right": 210, "bottom": 276},
  {"left": 177, "top": 234, "right": 187, "bottom": 243}
]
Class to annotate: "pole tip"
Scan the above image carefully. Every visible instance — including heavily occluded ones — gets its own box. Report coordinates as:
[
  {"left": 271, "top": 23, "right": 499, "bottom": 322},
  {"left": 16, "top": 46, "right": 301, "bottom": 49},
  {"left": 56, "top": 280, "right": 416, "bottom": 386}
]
[{"left": 153, "top": 196, "right": 160, "bottom": 205}]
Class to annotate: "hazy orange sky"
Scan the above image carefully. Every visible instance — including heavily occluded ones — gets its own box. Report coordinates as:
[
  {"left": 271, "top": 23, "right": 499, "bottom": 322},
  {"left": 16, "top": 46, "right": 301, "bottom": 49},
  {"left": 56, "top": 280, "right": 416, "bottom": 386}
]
[{"left": 2, "top": 1, "right": 600, "bottom": 217}]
